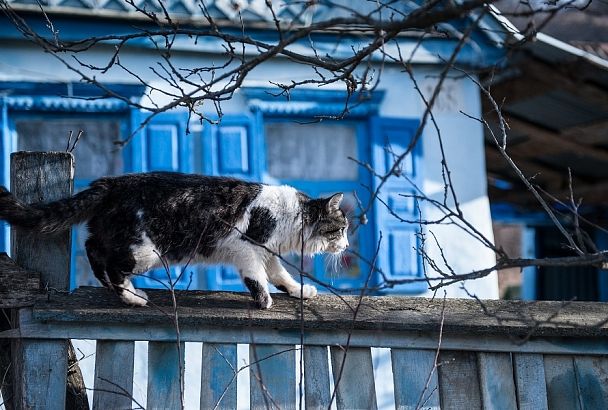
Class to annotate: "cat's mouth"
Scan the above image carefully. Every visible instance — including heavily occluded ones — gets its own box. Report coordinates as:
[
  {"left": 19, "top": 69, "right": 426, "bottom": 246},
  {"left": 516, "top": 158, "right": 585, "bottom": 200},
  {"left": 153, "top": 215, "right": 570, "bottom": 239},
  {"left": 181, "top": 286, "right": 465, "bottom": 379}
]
[{"left": 327, "top": 244, "right": 348, "bottom": 254}]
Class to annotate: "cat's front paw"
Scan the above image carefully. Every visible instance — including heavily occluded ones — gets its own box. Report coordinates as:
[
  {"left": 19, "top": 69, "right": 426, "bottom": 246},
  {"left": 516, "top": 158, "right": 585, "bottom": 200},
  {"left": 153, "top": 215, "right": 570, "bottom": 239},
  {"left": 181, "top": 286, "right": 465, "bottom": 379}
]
[
  {"left": 120, "top": 288, "right": 149, "bottom": 307},
  {"left": 257, "top": 294, "right": 273, "bottom": 309},
  {"left": 289, "top": 284, "right": 317, "bottom": 300}
]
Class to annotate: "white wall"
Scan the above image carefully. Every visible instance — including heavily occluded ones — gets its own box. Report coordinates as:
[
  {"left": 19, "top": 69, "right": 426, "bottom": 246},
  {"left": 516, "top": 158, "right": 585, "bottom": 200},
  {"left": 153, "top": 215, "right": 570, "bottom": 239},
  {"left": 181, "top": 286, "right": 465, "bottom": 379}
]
[{"left": 0, "top": 39, "right": 498, "bottom": 298}]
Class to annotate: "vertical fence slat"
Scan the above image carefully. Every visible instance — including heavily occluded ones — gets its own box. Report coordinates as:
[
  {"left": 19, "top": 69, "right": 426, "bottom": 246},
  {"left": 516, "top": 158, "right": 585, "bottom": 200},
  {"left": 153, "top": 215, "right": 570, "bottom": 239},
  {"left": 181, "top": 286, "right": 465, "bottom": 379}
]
[
  {"left": 438, "top": 351, "right": 481, "bottom": 410},
  {"left": 573, "top": 356, "right": 608, "bottom": 409},
  {"left": 544, "top": 355, "right": 582, "bottom": 410},
  {"left": 147, "top": 341, "right": 185, "bottom": 410},
  {"left": 93, "top": 340, "right": 135, "bottom": 410},
  {"left": 10, "top": 152, "right": 74, "bottom": 409},
  {"left": 330, "top": 346, "right": 377, "bottom": 410},
  {"left": 15, "top": 337, "right": 69, "bottom": 410},
  {"left": 513, "top": 353, "right": 548, "bottom": 410},
  {"left": 391, "top": 348, "right": 439, "bottom": 410},
  {"left": 304, "top": 345, "right": 330, "bottom": 410},
  {"left": 201, "top": 342, "right": 237, "bottom": 410},
  {"left": 478, "top": 352, "right": 517, "bottom": 410},
  {"left": 250, "top": 344, "right": 296, "bottom": 410}
]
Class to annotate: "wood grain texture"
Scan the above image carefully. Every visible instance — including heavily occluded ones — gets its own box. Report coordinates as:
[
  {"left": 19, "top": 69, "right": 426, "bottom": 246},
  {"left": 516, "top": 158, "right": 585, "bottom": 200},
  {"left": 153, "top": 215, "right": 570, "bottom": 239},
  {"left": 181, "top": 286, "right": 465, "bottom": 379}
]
[
  {"left": 478, "top": 352, "right": 517, "bottom": 410},
  {"left": 0, "top": 253, "right": 41, "bottom": 308},
  {"left": 9, "top": 318, "right": 608, "bottom": 356},
  {"left": 249, "top": 344, "right": 296, "bottom": 410},
  {"left": 544, "top": 355, "right": 581, "bottom": 410},
  {"left": 330, "top": 346, "right": 377, "bottom": 410},
  {"left": 200, "top": 342, "right": 237, "bottom": 410},
  {"left": 303, "top": 345, "right": 330, "bottom": 410},
  {"left": 390, "top": 348, "right": 439, "bottom": 410},
  {"left": 10, "top": 152, "right": 74, "bottom": 410},
  {"left": 13, "top": 339, "right": 68, "bottom": 410},
  {"left": 10, "top": 151, "right": 73, "bottom": 290},
  {"left": 438, "top": 351, "right": 482, "bottom": 410},
  {"left": 93, "top": 340, "right": 135, "bottom": 410},
  {"left": 29, "top": 287, "right": 608, "bottom": 338},
  {"left": 573, "top": 355, "right": 608, "bottom": 409},
  {"left": 513, "top": 353, "right": 548, "bottom": 410},
  {"left": 147, "top": 341, "right": 185, "bottom": 410}
]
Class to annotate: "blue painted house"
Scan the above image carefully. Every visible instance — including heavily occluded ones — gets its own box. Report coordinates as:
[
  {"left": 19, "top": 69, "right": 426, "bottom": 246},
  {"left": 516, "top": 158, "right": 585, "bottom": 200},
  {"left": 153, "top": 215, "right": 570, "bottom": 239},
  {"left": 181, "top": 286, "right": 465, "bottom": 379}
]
[{"left": 0, "top": 0, "right": 507, "bottom": 300}]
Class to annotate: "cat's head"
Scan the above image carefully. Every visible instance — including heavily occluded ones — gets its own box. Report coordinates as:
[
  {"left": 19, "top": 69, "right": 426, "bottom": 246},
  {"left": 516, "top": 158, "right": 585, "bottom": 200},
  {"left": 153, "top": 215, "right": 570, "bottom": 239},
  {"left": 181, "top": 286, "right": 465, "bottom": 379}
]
[{"left": 303, "top": 193, "right": 349, "bottom": 255}]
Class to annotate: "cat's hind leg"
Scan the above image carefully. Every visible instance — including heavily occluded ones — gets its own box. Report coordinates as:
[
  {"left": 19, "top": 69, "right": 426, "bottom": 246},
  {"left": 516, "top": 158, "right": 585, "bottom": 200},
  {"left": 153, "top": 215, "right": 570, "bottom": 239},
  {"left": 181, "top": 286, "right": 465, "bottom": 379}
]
[
  {"left": 266, "top": 256, "right": 317, "bottom": 300},
  {"left": 85, "top": 237, "right": 111, "bottom": 288}
]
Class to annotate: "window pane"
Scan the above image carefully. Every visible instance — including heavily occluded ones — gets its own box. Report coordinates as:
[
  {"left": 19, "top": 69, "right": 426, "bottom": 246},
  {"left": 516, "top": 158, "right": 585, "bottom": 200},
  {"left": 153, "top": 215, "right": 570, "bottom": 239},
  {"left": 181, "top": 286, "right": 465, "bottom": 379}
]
[
  {"left": 265, "top": 123, "right": 358, "bottom": 180},
  {"left": 16, "top": 119, "right": 123, "bottom": 179}
]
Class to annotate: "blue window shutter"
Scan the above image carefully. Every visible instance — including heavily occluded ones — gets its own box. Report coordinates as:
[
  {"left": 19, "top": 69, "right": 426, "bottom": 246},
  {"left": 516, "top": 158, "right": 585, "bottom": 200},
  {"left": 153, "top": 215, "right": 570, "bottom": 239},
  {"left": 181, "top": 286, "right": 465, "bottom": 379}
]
[
  {"left": 370, "top": 117, "right": 425, "bottom": 293},
  {"left": 140, "top": 112, "right": 192, "bottom": 173},
  {"left": 202, "top": 114, "right": 259, "bottom": 291},
  {"left": 203, "top": 114, "right": 259, "bottom": 181},
  {"left": 0, "top": 100, "right": 9, "bottom": 252},
  {"left": 132, "top": 110, "right": 194, "bottom": 290}
]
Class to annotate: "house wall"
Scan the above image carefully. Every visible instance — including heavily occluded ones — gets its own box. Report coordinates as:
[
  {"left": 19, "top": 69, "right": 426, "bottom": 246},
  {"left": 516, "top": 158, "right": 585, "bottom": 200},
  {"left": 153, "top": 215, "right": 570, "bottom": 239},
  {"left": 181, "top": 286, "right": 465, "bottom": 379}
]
[{"left": 0, "top": 38, "right": 498, "bottom": 298}]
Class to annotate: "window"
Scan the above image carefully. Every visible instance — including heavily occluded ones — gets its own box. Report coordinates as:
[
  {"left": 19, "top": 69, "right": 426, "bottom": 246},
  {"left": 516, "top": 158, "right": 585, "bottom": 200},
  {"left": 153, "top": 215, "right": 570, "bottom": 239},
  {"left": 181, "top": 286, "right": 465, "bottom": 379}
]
[
  {"left": 16, "top": 118, "right": 124, "bottom": 179},
  {"left": 265, "top": 123, "right": 358, "bottom": 181}
]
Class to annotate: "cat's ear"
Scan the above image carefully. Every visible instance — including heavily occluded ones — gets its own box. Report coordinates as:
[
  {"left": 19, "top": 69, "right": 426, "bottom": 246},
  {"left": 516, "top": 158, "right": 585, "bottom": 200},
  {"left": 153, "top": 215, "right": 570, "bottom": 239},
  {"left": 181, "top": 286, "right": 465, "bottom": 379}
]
[{"left": 327, "top": 193, "right": 343, "bottom": 212}]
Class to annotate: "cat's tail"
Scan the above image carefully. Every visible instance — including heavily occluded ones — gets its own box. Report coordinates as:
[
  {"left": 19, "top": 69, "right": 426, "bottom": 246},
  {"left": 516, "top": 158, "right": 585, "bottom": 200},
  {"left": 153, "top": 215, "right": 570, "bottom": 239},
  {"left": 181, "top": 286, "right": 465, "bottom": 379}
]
[{"left": 0, "top": 182, "right": 108, "bottom": 234}]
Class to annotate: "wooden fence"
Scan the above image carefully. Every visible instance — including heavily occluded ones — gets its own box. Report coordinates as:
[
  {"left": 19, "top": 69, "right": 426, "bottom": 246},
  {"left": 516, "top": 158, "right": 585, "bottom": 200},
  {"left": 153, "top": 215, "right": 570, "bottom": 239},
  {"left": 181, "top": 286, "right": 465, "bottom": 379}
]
[{"left": 1, "top": 152, "right": 608, "bottom": 410}]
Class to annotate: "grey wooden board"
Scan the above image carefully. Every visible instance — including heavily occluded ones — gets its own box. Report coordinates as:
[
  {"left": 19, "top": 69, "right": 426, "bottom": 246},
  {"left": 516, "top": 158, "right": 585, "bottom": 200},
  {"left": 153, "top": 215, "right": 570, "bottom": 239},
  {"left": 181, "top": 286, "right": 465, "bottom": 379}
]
[
  {"left": 304, "top": 345, "right": 330, "bottom": 410},
  {"left": 390, "top": 348, "right": 439, "bottom": 410},
  {"left": 200, "top": 342, "right": 237, "bottom": 410},
  {"left": 14, "top": 339, "right": 68, "bottom": 410},
  {"left": 10, "top": 151, "right": 73, "bottom": 290},
  {"left": 513, "top": 353, "right": 548, "bottom": 410},
  {"left": 10, "top": 152, "right": 73, "bottom": 409},
  {"left": 330, "top": 346, "right": 377, "bottom": 410},
  {"left": 9, "top": 316, "right": 608, "bottom": 356},
  {"left": 30, "top": 287, "right": 608, "bottom": 338},
  {"left": 438, "top": 351, "right": 482, "bottom": 410},
  {"left": 573, "top": 355, "right": 608, "bottom": 409},
  {"left": 478, "top": 352, "right": 517, "bottom": 410},
  {"left": 249, "top": 344, "right": 296, "bottom": 410},
  {"left": 544, "top": 355, "right": 581, "bottom": 410},
  {"left": 0, "top": 253, "right": 42, "bottom": 308},
  {"left": 93, "top": 340, "right": 135, "bottom": 410},
  {"left": 147, "top": 341, "right": 185, "bottom": 410}
]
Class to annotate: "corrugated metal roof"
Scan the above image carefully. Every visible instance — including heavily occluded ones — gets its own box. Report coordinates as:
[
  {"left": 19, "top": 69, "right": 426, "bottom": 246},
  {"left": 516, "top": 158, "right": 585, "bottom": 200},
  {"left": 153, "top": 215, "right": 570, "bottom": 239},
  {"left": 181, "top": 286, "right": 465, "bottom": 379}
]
[{"left": 504, "top": 90, "right": 608, "bottom": 132}]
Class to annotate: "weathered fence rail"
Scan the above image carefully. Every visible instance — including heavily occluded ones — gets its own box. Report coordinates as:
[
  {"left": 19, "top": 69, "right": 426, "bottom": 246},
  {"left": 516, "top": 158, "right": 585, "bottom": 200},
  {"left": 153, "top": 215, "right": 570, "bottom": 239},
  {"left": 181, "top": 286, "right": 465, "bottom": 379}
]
[{"left": 1, "top": 151, "right": 608, "bottom": 410}]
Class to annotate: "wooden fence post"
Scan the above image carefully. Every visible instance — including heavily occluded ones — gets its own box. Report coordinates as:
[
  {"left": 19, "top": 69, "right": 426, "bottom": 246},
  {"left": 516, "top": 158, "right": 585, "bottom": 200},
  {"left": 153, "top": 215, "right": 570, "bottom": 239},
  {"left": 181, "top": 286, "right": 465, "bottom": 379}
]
[{"left": 9, "top": 151, "right": 88, "bottom": 409}]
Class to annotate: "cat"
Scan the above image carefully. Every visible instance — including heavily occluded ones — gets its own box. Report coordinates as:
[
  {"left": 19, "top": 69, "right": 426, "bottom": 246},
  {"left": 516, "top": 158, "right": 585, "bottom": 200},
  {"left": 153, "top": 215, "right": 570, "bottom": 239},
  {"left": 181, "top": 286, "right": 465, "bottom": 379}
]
[{"left": 0, "top": 172, "right": 349, "bottom": 309}]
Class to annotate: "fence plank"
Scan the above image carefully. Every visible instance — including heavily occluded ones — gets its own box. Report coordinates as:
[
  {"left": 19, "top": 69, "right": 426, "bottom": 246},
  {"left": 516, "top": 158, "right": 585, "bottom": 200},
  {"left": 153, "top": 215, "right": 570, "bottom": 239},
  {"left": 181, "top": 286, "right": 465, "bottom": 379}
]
[
  {"left": 478, "top": 352, "right": 517, "bottom": 410},
  {"left": 573, "top": 356, "right": 608, "bottom": 409},
  {"left": 200, "top": 342, "right": 237, "bottom": 409},
  {"left": 330, "top": 346, "right": 377, "bottom": 410},
  {"left": 513, "top": 353, "right": 548, "bottom": 410},
  {"left": 391, "top": 348, "right": 439, "bottom": 410},
  {"left": 9, "top": 152, "right": 76, "bottom": 409},
  {"left": 250, "top": 344, "right": 296, "bottom": 410},
  {"left": 304, "top": 345, "right": 330, "bottom": 410},
  {"left": 15, "top": 338, "right": 68, "bottom": 410},
  {"left": 29, "top": 286, "right": 608, "bottom": 339},
  {"left": 147, "top": 341, "right": 185, "bottom": 410},
  {"left": 544, "top": 355, "right": 581, "bottom": 410},
  {"left": 93, "top": 340, "right": 135, "bottom": 410},
  {"left": 12, "top": 316, "right": 608, "bottom": 356},
  {"left": 438, "top": 351, "right": 481, "bottom": 410}
]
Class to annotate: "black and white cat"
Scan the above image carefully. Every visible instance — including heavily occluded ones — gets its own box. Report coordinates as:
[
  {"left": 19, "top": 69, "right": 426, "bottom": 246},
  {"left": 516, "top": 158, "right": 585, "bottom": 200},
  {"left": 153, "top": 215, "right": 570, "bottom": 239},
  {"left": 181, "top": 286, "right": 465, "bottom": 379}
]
[{"left": 0, "top": 172, "right": 349, "bottom": 309}]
